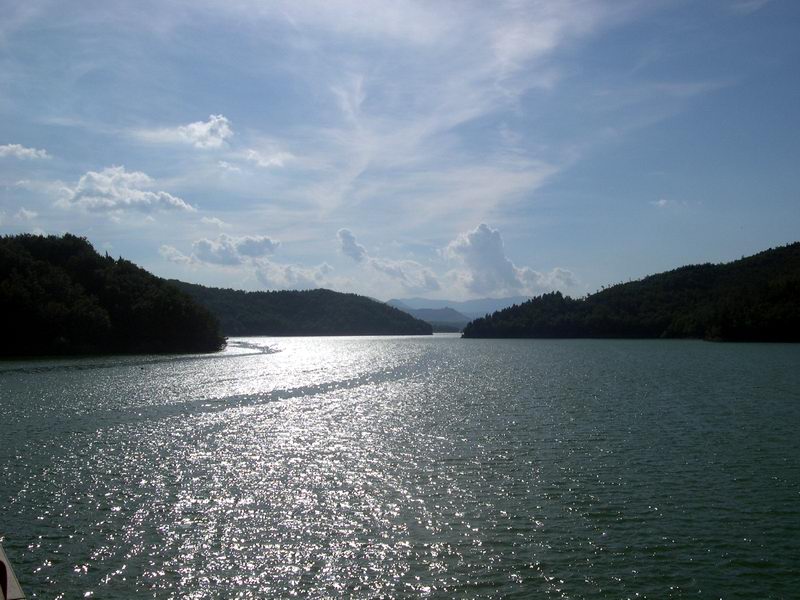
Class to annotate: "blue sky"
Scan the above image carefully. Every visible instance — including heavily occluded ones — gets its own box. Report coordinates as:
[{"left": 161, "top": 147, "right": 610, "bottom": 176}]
[{"left": 1, "top": 0, "right": 798, "bottom": 300}]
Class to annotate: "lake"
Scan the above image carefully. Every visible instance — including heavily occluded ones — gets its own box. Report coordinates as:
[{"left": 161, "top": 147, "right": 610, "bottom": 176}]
[{"left": 1, "top": 335, "right": 798, "bottom": 598}]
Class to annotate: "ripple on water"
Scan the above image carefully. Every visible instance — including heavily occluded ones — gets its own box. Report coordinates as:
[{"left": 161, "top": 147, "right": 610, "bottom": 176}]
[{"left": 1, "top": 337, "right": 799, "bottom": 598}]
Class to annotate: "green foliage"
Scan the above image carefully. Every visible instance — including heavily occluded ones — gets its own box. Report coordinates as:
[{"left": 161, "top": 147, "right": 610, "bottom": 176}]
[
  {"left": 463, "top": 243, "right": 800, "bottom": 342},
  {"left": 170, "top": 280, "right": 433, "bottom": 336},
  {"left": 0, "top": 233, "right": 225, "bottom": 356}
]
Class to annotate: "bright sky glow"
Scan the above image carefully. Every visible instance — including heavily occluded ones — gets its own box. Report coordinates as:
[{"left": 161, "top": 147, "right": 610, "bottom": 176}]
[{"left": 1, "top": 0, "right": 798, "bottom": 299}]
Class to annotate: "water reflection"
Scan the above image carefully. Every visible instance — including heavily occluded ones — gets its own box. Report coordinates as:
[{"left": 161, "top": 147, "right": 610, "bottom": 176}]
[{"left": 1, "top": 337, "right": 799, "bottom": 598}]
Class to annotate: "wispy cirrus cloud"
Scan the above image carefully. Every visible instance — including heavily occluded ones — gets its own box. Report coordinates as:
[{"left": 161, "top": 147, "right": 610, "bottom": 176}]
[
  {"left": 730, "top": 0, "right": 772, "bottom": 15},
  {"left": 5, "top": 0, "right": 781, "bottom": 300}
]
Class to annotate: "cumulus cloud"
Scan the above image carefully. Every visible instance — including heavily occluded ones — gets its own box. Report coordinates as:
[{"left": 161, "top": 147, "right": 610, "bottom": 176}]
[
  {"left": 337, "top": 228, "right": 439, "bottom": 293},
  {"left": 0, "top": 143, "right": 50, "bottom": 159},
  {"left": 192, "top": 233, "right": 279, "bottom": 265},
  {"left": 445, "top": 223, "right": 575, "bottom": 296},
  {"left": 136, "top": 115, "right": 233, "bottom": 149},
  {"left": 60, "top": 166, "right": 195, "bottom": 213},
  {"left": 162, "top": 233, "right": 280, "bottom": 266},
  {"left": 162, "top": 233, "right": 332, "bottom": 290},
  {"left": 255, "top": 260, "right": 333, "bottom": 290},
  {"left": 337, "top": 228, "right": 367, "bottom": 262}
]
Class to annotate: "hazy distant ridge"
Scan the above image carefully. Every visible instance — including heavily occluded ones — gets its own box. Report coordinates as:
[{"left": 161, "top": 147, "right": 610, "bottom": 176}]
[
  {"left": 388, "top": 296, "right": 529, "bottom": 320},
  {"left": 463, "top": 243, "right": 800, "bottom": 342}
]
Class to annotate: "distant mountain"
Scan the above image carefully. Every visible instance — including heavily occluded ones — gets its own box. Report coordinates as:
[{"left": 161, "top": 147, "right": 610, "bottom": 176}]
[
  {"left": 172, "top": 281, "right": 433, "bottom": 336},
  {"left": 463, "top": 243, "right": 800, "bottom": 342},
  {"left": 407, "top": 307, "right": 470, "bottom": 324},
  {"left": 0, "top": 233, "right": 224, "bottom": 356},
  {"left": 388, "top": 296, "right": 529, "bottom": 320},
  {"left": 386, "top": 302, "right": 470, "bottom": 332},
  {"left": 386, "top": 301, "right": 469, "bottom": 323}
]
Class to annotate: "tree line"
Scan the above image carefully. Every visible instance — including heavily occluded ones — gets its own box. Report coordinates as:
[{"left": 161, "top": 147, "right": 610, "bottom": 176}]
[
  {"left": 170, "top": 280, "right": 433, "bottom": 336},
  {"left": 0, "top": 234, "right": 224, "bottom": 356},
  {"left": 463, "top": 242, "right": 800, "bottom": 341}
]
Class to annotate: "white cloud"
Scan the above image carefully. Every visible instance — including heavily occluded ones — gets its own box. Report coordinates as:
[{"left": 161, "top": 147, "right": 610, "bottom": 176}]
[
  {"left": 337, "top": 228, "right": 439, "bottom": 293},
  {"left": 255, "top": 260, "right": 333, "bottom": 290},
  {"left": 236, "top": 235, "right": 281, "bottom": 257},
  {"left": 445, "top": 223, "right": 575, "bottom": 296},
  {"left": 243, "top": 148, "right": 294, "bottom": 168},
  {"left": 191, "top": 233, "right": 279, "bottom": 265},
  {"left": 201, "top": 216, "right": 230, "bottom": 228},
  {"left": 337, "top": 228, "right": 367, "bottom": 262},
  {"left": 136, "top": 114, "right": 233, "bottom": 149},
  {"left": 162, "top": 233, "right": 330, "bottom": 290},
  {"left": 0, "top": 143, "right": 50, "bottom": 159},
  {"left": 15, "top": 207, "right": 38, "bottom": 220},
  {"left": 159, "top": 244, "right": 193, "bottom": 264},
  {"left": 60, "top": 166, "right": 195, "bottom": 213},
  {"left": 445, "top": 223, "right": 521, "bottom": 295},
  {"left": 162, "top": 234, "right": 280, "bottom": 266}
]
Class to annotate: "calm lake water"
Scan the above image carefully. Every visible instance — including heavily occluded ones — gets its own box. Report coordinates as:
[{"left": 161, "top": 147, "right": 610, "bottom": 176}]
[{"left": 1, "top": 335, "right": 798, "bottom": 598}]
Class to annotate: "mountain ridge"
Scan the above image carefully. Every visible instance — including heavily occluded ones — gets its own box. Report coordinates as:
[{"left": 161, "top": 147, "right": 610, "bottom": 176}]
[
  {"left": 387, "top": 296, "right": 530, "bottom": 320},
  {"left": 172, "top": 280, "right": 433, "bottom": 336}
]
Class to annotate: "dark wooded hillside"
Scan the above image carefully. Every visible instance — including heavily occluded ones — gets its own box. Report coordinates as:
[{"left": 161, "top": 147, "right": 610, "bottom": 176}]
[
  {"left": 170, "top": 280, "right": 433, "bottom": 336},
  {"left": 463, "top": 243, "right": 800, "bottom": 342},
  {"left": 0, "top": 233, "right": 225, "bottom": 356}
]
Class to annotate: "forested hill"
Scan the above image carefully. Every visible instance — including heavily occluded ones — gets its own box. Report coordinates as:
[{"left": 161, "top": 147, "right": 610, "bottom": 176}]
[
  {"left": 463, "top": 243, "right": 800, "bottom": 342},
  {"left": 170, "top": 281, "right": 433, "bottom": 336},
  {"left": 0, "top": 234, "right": 224, "bottom": 356}
]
